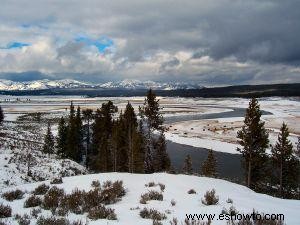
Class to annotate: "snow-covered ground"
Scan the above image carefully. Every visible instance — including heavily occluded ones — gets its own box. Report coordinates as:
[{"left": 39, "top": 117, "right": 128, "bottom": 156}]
[
  {"left": 1, "top": 96, "right": 299, "bottom": 154},
  {"left": 164, "top": 97, "right": 300, "bottom": 154},
  {"left": 0, "top": 173, "right": 299, "bottom": 225}
]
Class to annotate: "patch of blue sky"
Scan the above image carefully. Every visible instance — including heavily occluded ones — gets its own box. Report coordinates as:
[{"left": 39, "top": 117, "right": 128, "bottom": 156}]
[
  {"left": 75, "top": 35, "right": 114, "bottom": 53},
  {"left": 0, "top": 42, "right": 31, "bottom": 49},
  {"left": 21, "top": 23, "right": 48, "bottom": 30}
]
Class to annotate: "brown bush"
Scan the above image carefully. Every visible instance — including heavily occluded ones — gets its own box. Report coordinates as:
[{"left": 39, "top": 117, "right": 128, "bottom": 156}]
[
  {"left": 145, "top": 181, "right": 156, "bottom": 187},
  {"left": 91, "top": 180, "right": 100, "bottom": 188},
  {"left": 16, "top": 214, "right": 31, "bottom": 225},
  {"left": 158, "top": 183, "right": 165, "bottom": 192},
  {"left": 2, "top": 189, "right": 24, "bottom": 201},
  {"left": 36, "top": 216, "right": 86, "bottom": 225},
  {"left": 60, "top": 188, "right": 85, "bottom": 214},
  {"left": 188, "top": 189, "right": 197, "bottom": 194},
  {"left": 99, "top": 180, "right": 126, "bottom": 205},
  {"left": 42, "top": 186, "right": 65, "bottom": 211},
  {"left": 140, "top": 190, "right": 163, "bottom": 204},
  {"left": 31, "top": 208, "right": 42, "bottom": 218},
  {"left": 87, "top": 204, "right": 117, "bottom": 220},
  {"left": 0, "top": 203, "right": 12, "bottom": 218},
  {"left": 201, "top": 189, "right": 219, "bottom": 205},
  {"left": 139, "top": 208, "right": 167, "bottom": 220},
  {"left": 24, "top": 195, "right": 42, "bottom": 208},
  {"left": 33, "top": 183, "right": 50, "bottom": 195},
  {"left": 182, "top": 219, "right": 211, "bottom": 225},
  {"left": 50, "top": 177, "right": 63, "bottom": 184}
]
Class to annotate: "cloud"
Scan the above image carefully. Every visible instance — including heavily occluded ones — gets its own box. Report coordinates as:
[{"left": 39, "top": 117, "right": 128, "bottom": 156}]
[{"left": 0, "top": 0, "right": 299, "bottom": 85}]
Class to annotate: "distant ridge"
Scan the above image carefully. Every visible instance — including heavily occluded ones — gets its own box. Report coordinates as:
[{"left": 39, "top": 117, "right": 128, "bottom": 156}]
[
  {"left": 0, "top": 78, "right": 204, "bottom": 91},
  {"left": 1, "top": 82, "right": 299, "bottom": 98}
]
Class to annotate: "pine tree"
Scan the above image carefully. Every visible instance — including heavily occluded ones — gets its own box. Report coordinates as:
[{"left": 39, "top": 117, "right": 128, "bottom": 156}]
[
  {"left": 74, "top": 106, "right": 84, "bottom": 162},
  {"left": 201, "top": 149, "right": 217, "bottom": 177},
  {"left": 131, "top": 121, "right": 145, "bottom": 173},
  {"left": 271, "top": 123, "right": 295, "bottom": 197},
  {"left": 56, "top": 117, "right": 68, "bottom": 157},
  {"left": 140, "top": 89, "right": 169, "bottom": 173},
  {"left": 153, "top": 132, "right": 171, "bottom": 172},
  {"left": 90, "top": 101, "right": 117, "bottom": 172},
  {"left": 66, "top": 101, "right": 77, "bottom": 160},
  {"left": 237, "top": 98, "right": 269, "bottom": 189},
  {"left": 182, "top": 154, "right": 193, "bottom": 175},
  {"left": 123, "top": 102, "right": 138, "bottom": 173},
  {"left": 82, "top": 109, "right": 93, "bottom": 167},
  {"left": 43, "top": 122, "right": 55, "bottom": 155},
  {"left": 0, "top": 105, "right": 4, "bottom": 124}
]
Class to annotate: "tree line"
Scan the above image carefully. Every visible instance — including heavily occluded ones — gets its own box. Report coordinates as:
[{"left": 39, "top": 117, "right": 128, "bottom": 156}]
[
  {"left": 43, "top": 89, "right": 171, "bottom": 174},
  {"left": 237, "top": 98, "right": 300, "bottom": 199}
]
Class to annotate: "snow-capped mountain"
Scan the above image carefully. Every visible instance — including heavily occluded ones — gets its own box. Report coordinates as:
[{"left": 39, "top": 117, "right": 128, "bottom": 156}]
[
  {"left": 0, "top": 79, "right": 92, "bottom": 91},
  {"left": 0, "top": 79, "right": 204, "bottom": 91}
]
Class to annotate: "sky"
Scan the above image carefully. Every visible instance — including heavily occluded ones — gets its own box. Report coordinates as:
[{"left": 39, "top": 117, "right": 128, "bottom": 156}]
[{"left": 0, "top": 0, "right": 299, "bottom": 86}]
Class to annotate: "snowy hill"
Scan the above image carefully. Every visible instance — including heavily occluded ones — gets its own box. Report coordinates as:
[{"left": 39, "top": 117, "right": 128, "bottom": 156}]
[
  {"left": 0, "top": 79, "right": 204, "bottom": 91},
  {"left": 0, "top": 173, "right": 299, "bottom": 225}
]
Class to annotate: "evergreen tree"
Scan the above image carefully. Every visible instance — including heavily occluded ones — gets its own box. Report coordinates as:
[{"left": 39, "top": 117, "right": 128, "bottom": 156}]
[
  {"left": 237, "top": 98, "right": 269, "bottom": 189},
  {"left": 123, "top": 102, "right": 138, "bottom": 173},
  {"left": 0, "top": 105, "right": 4, "bottom": 124},
  {"left": 56, "top": 117, "right": 68, "bottom": 157},
  {"left": 82, "top": 109, "right": 93, "bottom": 167},
  {"left": 90, "top": 101, "right": 117, "bottom": 172},
  {"left": 131, "top": 121, "right": 145, "bottom": 173},
  {"left": 271, "top": 123, "right": 295, "bottom": 197},
  {"left": 43, "top": 123, "right": 55, "bottom": 155},
  {"left": 66, "top": 101, "right": 77, "bottom": 160},
  {"left": 74, "top": 106, "right": 84, "bottom": 162},
  {"left": 140, "top": 89, "right": 169, "bottom": 173},
  {"left": 182, "top": 154, "right": 193, "bottom": 175},
  {"left": 153, "top": 132, "right": 171, "bottom": 172},
  {"left": 201, "top": 149, "right": 217, "bottom": 177},
  {"left": 113, "top": 114, "right": 129, "bottom": 172}
]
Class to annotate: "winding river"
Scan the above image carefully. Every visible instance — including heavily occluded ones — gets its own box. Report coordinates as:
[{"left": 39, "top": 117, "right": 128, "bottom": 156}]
[{"left": 165, "top": 107, "right": 272, "bottom": 182}]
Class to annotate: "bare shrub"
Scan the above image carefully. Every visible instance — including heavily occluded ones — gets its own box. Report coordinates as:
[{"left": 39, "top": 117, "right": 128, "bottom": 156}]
[
  {"left": 50, "top": 177, "right": 63, "bottom": 184},
  {"left": 16, "top": 214, "right": 31, "bottom": 225},
  {"left": 140, "top": 190, "right": 163, "bottom": 204},
  {"left": 42, "top": 186, "right": 64, "bottom": 211},
  {"left": 0, "top": 203, "right": 12, "bottom": 218},
  {"left": 36, "top": 216, "right": 85, "bottom": 225},
  {"left": 24, "top": 195, "right": 42, "bottom": 208},
  {"left": 60, "top": 188, "right": 85, "bottom": 214},
  {"left": 140, "top": 208, "right": 167, "bottom": 220},
  {"left": 171, "top": 199, "right": 176, "bottom": 206},
  {"left": 33, "top": 183, "right": 50, "bottom": 195},
  {"left": 87, "top": 204, "right": 117, "bottom": 220},
  {"left": 91, "top": 180, "right": 100, "bottom": 188},
  {"left": 31, "top": 208, "right": 42, "bottom": 218},
  {"left": 226, "top": 198, "right": 233, "bottom": 204},
  {"left": 201, "top": 189, "right": 219, "bottom": 205},
  {"left": 146, "top": 181, "right": 156, "bottom": 187},
  {"left": 221, "top": 206, "right": 238, "bottom": 216},
  {"left": 158, "top": 183, "right": 165, "bottom": 192},
  {"left": 153, "top": 220, "right": 163, "bottom": 225},
  {"left": 188, "top": 189, "right": 197, "bottom": 194},
  {"left": 100, "top": 180, "right": 126, "bottom": 204},
  {"left": 2, "top": 189, "right": 24, "bottom": 201}
]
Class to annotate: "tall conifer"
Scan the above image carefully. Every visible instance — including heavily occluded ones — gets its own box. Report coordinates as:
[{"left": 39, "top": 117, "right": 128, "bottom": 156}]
[{"left": 237, "top": 98, "right": 269, "bottom": 189}]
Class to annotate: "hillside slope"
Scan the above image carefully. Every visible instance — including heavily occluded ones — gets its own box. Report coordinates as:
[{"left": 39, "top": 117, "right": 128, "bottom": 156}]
[{"left": 1, "top": 173, "right": 299, "bottom": 225}]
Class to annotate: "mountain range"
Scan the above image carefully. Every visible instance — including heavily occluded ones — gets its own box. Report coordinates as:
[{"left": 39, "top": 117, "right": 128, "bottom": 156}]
[{"left": 0, "top": 79, "right": 204, "bottom": 91}]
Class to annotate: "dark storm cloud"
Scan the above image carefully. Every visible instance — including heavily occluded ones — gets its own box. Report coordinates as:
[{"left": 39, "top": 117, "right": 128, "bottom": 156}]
[{"left": 0, "top": 0, "right": 299, "bottom": 85}]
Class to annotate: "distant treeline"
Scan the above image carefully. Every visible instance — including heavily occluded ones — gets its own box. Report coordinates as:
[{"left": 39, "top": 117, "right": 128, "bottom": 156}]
[{"left": 1, "top": 83, "right": 300, "bottom": 98}]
